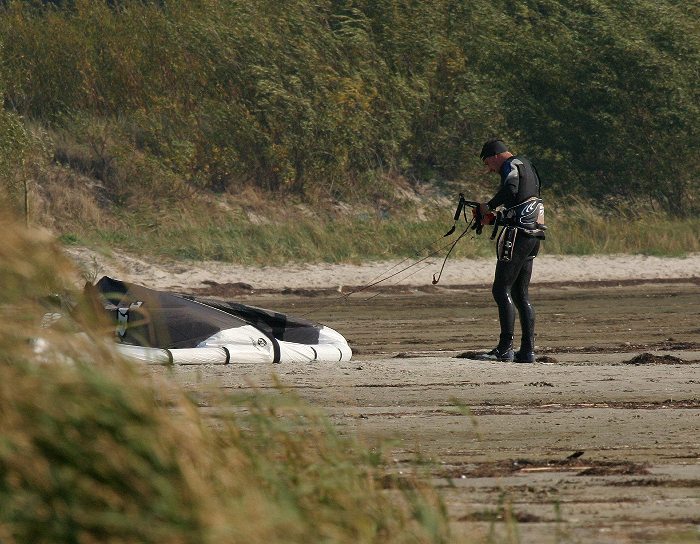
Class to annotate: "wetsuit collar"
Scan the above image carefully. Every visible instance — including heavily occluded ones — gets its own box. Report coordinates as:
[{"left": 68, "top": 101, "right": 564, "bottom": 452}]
[{"left": 499, "top": 156, "right": 516, "bottom": 177}]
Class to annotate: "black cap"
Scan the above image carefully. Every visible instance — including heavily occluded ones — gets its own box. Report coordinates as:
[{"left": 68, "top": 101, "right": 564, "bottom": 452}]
[{"left": 479, "top": 139, "right": 509, "bottom": 160}]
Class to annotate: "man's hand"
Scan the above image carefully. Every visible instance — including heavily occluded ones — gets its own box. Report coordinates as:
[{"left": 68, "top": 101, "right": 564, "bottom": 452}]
[{"left": 474, "top": 208, "right": 495, "bottom": 225}]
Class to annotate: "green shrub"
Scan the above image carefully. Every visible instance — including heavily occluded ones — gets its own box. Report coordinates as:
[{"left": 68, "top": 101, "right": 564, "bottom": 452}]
[{"left": 2, "top": 0, "right": 695, "bottom": 213}]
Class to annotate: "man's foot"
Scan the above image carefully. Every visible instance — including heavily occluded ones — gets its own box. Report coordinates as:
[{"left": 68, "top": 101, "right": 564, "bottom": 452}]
[
  {"left": 474, "top": 346, "right": 514, "bottom": 362},
  {"left": 514, "top": 350, "right": 536, "bottom": 363}
]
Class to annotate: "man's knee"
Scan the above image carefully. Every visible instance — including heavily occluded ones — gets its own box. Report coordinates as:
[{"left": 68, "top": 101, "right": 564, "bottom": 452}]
[
  {"left": 492, "top": 284, "right": 511, "bottom": 306},
  {"left": 511, "top": 289, "right": 527, "bottom": 308}
]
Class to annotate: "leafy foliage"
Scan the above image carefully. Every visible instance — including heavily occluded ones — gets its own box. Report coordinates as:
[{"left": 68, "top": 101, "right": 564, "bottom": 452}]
[{"left": 0, "top": 66, "right": 31, "bottom": 211}]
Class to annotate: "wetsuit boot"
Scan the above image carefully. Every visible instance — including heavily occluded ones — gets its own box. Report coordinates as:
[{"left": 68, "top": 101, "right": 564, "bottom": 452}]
[
  {"left": 476, "top": 334, "right": 514, "bottom": 362},
  {"left": 514, "top": 315, "right": 536, "bottom": 363},
  {"left": 514, "top": 346, "right": 535, "bottom": 364}
]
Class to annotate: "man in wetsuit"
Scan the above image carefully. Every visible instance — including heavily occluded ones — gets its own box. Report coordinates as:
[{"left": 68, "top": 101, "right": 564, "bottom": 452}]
[{"left": 476, "top": 139, "right": 546, "bottom": 363}]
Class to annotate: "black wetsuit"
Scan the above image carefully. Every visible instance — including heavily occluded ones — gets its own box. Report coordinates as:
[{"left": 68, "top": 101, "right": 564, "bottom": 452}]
[{"left": 487, "top": 156, "right": 544, "bottom": 354}]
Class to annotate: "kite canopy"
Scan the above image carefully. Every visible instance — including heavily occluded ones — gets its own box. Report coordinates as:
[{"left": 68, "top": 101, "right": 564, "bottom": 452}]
[{"left": 88, "top": 277, "right": 351, "bottom": 364}]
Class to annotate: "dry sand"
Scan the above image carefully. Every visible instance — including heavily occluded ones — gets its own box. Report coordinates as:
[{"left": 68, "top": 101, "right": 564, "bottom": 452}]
[{"left": 66, "top": 247, "right": 700, "bottom": 291}]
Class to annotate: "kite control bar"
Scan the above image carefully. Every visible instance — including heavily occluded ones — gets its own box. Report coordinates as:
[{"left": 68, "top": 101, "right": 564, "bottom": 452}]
[
  {"left": 443, "top": 193, "right": 483, "bottom": 237},
  {"left": 433, "top": 194, "right": 482, "bottom": 284},
  {"left": 298, "top": 193, "right": 501, "bottom": 314},
  {"left": 432, "top": 193, "right": 501, "bottom": 285}
]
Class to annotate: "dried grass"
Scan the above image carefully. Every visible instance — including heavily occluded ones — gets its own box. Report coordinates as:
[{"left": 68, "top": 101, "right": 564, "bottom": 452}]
[{"left": 0, "top": 214, "right": 451, "bottom": 544}]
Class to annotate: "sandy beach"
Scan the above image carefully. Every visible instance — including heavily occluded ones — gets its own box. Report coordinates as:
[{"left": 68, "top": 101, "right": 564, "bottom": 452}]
[{"left": 66, "top": 247, "right": 700, "bottom": 291}]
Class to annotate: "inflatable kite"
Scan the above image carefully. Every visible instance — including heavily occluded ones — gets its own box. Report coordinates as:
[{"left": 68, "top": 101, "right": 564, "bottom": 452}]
[{"left": 86, "top": 276, "right": 352, "bottom": 364}]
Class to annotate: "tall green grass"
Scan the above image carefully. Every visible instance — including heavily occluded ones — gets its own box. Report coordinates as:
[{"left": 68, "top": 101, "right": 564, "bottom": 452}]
[
  {"left": 0, "top": 215, "right": 451, "bottom": 543},
  {"left": 56, "top": 196, "right": 700, "bottom": 265},
  {"left": 58, "top": 209, "right": 496, "bottom": 265},
  {"left": 545, "top": 200, "right": 700, "bottom": 256}
]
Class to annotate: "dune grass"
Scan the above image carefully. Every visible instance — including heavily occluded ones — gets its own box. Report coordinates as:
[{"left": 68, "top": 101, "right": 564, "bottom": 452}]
[
  {"left": 64, "top": 214, "right": 490, "bottom": 264},
  {"left": 545, "top": 209, "right": 700, "bottom": 257},
  {"left": 0, "top": 215, "right": 451, "bottom": 543},
  {"left": 542, "top": 197, "right": 700, "bottom": 257},
  {"left": 55, "top": 195, "right": 700, "bottom": 266}
]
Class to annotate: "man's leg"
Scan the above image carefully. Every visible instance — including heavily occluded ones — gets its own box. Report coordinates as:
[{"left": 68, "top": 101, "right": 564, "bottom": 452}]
[
  {"left": 511, "top": 258, "right": 536, "bottom": 362},
  {"left": 482, "top": 233, "right": 539, "bottom": 362},
  {"left": 491, "top": 259, "right": 520, "bottom": 356}
]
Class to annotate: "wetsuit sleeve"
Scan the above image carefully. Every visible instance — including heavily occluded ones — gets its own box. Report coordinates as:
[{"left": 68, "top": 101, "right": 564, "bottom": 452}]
[{"left": 487, "top": 162, "right": 519, "bottom": 209}]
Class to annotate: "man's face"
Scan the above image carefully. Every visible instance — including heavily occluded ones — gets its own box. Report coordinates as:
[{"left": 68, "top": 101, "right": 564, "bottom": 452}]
[{"left": 483, "top": 155, "right": 500, "bottom": 173}]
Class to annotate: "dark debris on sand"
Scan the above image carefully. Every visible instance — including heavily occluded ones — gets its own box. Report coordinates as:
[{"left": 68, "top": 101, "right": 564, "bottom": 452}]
[
  {"left": 622, "top": 352, "right": 690, "bottom": 365},
  {"left": 435, "top": 454, "right": 650, "bottom": 479},
  {"left": 455, "top": 351, "right": 483, "bottom": 359}
]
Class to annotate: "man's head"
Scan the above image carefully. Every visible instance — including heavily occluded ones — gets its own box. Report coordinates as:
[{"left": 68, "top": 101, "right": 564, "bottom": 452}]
[{"left": 480, "top": 139, "right": 513, "bottom": 173}]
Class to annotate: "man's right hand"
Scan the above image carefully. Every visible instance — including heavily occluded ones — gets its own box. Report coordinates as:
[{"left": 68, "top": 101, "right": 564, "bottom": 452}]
[{"left": 472, "top": 207, "right": 495, "bottom": 224}]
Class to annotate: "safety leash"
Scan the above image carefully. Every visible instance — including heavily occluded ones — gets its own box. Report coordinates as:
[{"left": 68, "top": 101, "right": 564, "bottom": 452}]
[{"left": 297, "top": 193, "right": 484, "bottom": 317}]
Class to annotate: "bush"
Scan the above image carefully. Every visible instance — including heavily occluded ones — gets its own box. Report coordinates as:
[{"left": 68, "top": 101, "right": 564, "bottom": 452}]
[{"left": 0, "top": 0, "right": 697, "bottom": 218}]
